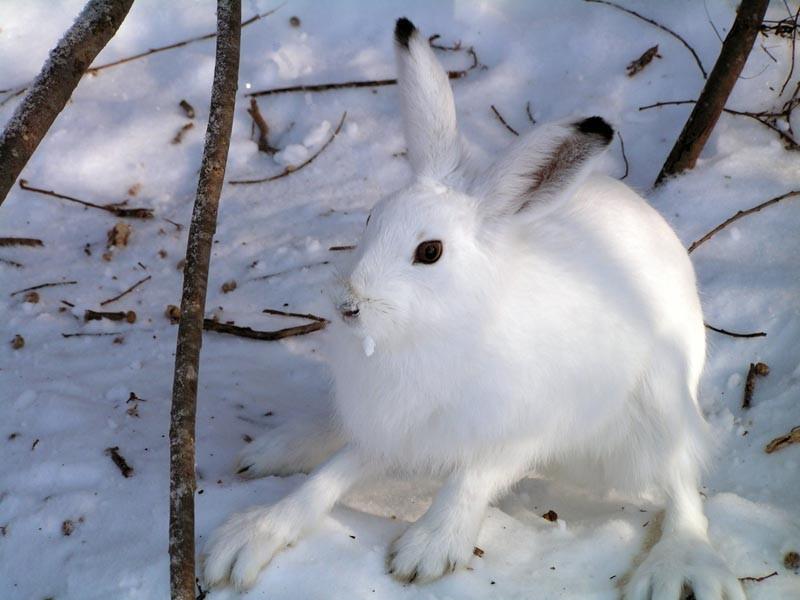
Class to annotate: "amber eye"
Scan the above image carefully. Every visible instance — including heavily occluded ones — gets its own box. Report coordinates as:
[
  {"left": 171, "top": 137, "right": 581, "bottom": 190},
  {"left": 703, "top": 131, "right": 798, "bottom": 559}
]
[{"left": 413, "top": 240, "right": 443, "bottom": 265}]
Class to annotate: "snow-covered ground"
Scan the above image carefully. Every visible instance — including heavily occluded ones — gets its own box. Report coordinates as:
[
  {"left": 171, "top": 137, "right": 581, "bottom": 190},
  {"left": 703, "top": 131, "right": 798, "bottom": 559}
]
[{"left": 1, "top": 1, "right": 799, "bottom": 598}]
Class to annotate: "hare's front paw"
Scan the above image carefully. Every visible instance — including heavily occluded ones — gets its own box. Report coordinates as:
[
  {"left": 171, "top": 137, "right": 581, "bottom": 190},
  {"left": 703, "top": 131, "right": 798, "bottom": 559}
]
[
  {"left": 624, "top": 534, "right": 744, "bottom": 600},
  {"left": 387, "top": 520, "right": 475, "bottom": 584},
  {"left": 202, "top": 506, "right": 296, "bottom": 591},
  {"left": 236, "top": 419, "right": 341, "bottom": 478}
]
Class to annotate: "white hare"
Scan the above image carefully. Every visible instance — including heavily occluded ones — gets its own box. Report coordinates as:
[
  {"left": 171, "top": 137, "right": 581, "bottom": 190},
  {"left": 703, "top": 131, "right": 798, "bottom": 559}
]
[{"left": 204, "top": 18, "right": 743, "bottom": 600}]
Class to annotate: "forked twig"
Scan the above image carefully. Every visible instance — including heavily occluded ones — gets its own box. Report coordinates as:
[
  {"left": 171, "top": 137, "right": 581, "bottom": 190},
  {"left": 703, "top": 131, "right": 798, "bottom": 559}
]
[{"left": 100, "top": 275, "right": 151, "bottom": 306}]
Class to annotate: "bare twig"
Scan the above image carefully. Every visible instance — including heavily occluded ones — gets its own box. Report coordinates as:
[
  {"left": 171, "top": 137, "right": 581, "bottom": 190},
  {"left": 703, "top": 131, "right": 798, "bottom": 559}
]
[
  {"left": 626, "top": 45, "right": 661, "bottom": 77},
  {"left": 10, "top": 280, "right": 77, "bottom": 297},
  {"left": 18, "top": 179, "right": 154, "bottom": 219},
  {"left": 764, "top": 425, "right": 800, "bottom": 453},
  {"left": 490, "top": 105, "right": 520, "bottom": 136},
  {"left": 739, "top": 571, "right": 778, "bottom": 583},
  {"left": 171, "top": 122, "right": 194, "bottom": 145},
  {"left": 204, "top": 318, "right": 325, "bottom": 340},
  {"left": 247, "top": 98, "right": 279, "bottom": 154},
  {"left": 688, "top": 190, "right": 800, "bottom": 253},
  {"left": 61, "top": 331, "right": 121, "bottom": 338},
  {"left": 0, "top": 0, "right": 134, "bottom": 206},
  {"left": 525, "top": 101, "right": 536, "bottom": 125},
  {"left": 329, "top": 245, "right": 356, "bottom": 251},
  {"left": 742, "top": 361, "right": 770, "bottom": 409},
  {"left": 262, "top": 307, "right": 327, "bottom": 322},
  {"left": 778, "top": 5, "right": 800, "bottom": 96},
  {"left": 705, "top": 324, "right": 766, "bottom": 338},
  {"left": 428, "top": 34, "right": 462, "bottom": 51},
  {"left": 617, "top": 131, "right": 629, "bottom": 179},
  {"left": 584, "top": 0, "right": 707, "bottom": 79},
  {"left": 99, "top": 275, "right": 151, "bottom": 306},
  {"left": 0, "top": 257, "right": 24, "bottom": 268},
  {"left": 84, "top": 309, "right": 136, "bottom": 323},
  {"left": 0, "top": 238, "right": 44, "bottom": 247},
  {"left": 247, "top": 47, "right": 481, "bottom": 98},
  {"left": 105, "top": 446, "right": 133, "bottom": 478},
  {"left": 251, "top": 259, "right": 331, "bottom": 281},
  {"left": 655, "top": 0, "right": 769, "bottom": 184},
  {"left": 169, "top": 3, "right": 241, "bottom": 598},
  {"left": 230, "top": 112, "right": 347, "bottom": 185}
]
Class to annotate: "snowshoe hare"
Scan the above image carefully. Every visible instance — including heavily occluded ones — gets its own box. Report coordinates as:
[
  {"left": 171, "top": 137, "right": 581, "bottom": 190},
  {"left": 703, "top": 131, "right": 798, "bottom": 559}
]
[{"left": 204, "top": 17, "right": 743, "bottom": 600}]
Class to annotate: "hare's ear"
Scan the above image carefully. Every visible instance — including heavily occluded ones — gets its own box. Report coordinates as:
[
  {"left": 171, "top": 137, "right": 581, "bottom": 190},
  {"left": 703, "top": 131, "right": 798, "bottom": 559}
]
[
  {"left": 474, "top": 117, "right": 614, "bottom": 220},
  {"left": 395, "top": 18, "right": 461, "bottom": 179}
]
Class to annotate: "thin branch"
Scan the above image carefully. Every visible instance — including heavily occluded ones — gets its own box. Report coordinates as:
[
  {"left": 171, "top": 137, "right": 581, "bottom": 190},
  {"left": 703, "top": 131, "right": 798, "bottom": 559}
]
[
  {"left": 169, "top": 2, "right": 241, "bottom": 598},
  {"left": 61, "top": 331, "right": 121, "bottom": 338},
  {"left": 739, "top": 571, "right": 778, "bottom": 583},
  {"left": 250, "top": 259, "right": 331, "bottom": 281},
  {"left": 246, "top": 97, "right": 278, "bottom": 154},
  {"left": 0, "top": 257, "right": 24, "bottom": 268},
  {"left": 230, "top": 112, "right": 347, "bottom": 185},
  {"left": 525, "top": 101, "right": 536, "bottom": 125},
  {"left": 617, "top": 131, "right": 629, "bottom": 179},
  {"left": 705, "top": 324, "right": 767, "bottom": 338},
  {"left": 204, "top": 318, "right": 325, "bottom": 340},
  {"left": 329, "top": 245, "right": 356, "bottom": 251},
  {"left": 0, "top": 0, "right": 134, "bottom": 206},
  {"left": 10, "top": 280, "right": 77, "bottom": 297},
  {"left": 262, "top": 308, "right": 327, "bottom": 322},
  {"left": 688, "top": 190, "right": 800, "bottom": 253},
  {"left": 490, "top": 105, "right": 519, "bottom": 136},
  {"left": 584, "top": 0, "right": 707, "bottom": 79},
  {"left": 18, "top": 179, "right": 154, "bottom": 219},
  {"left": 742, "top": 361, "right": 769, "bottom": 409},
  {"left": 778, "top": 5, "right": 800, "bottom": 96},
  {"left": 0, "top": 238, "right": 44, "bottom": 247},
  {"left": 764, "top": 425, "right": 800, "bottom": 453},
  {"left": 99, "top": 275, "right": 151, "bottom": 306},
  {"left": 247, "top": 47, "right": 481, "bottom": 98}
]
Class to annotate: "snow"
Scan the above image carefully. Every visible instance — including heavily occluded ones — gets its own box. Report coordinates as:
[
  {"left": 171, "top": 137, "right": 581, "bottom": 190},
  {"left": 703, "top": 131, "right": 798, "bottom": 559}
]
[{"left": 1, "top": 1, "right": 799, "bottom": 599}]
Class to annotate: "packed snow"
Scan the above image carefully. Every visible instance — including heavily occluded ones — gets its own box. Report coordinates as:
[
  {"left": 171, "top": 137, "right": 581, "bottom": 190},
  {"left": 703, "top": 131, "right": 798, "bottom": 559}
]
[{"left": 1, "top": 1, "right": 799, "bottom": 599}]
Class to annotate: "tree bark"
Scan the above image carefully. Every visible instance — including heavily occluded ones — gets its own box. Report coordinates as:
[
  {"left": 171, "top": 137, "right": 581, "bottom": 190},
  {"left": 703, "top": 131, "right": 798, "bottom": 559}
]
[
  {"left": 0, "top": 0, "right": 134, "bottom": 207},
  {"left": 655, "top": 0, "right": 769, "bottom": 186},
  {"left": 168, "top": 2, "right": 241, "bottom": 599}
]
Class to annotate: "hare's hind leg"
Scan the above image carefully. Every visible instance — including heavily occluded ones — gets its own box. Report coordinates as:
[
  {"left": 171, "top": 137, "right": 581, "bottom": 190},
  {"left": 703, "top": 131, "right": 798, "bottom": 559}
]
[
  {"left": 623, "top": 369, "right": 743, "bottom": 600},
  {"left": 237, "top": 412, "right": 345, "bottom": 478}
]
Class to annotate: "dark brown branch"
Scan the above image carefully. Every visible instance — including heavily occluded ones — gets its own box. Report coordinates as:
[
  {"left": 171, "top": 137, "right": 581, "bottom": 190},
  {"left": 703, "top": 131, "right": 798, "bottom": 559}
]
[
  {"left": 329, "top": 245, "right": 356, "bottom": 251},
  {"left": 0, "top": 237, "right": 44, "bottom": 247},
  {"left": 105, "top": 446, "right": 133, "bottom": 477},
  {"left": 688, "top": 190, "right": 800, "bottom": 253},
  {"left": 10, "top": 280, "right": 77, "bottom": 297},
  {"left": 204, "top": 318, "right": 325, "bottom": 340},
  {"left": 705, "top": 323, "right": 767, "bottom": 338},
  {"left": 742, "top": 361, "right": 769, "bottom": 409},
  {"left": 655, "top": 0, "right": 769, "bottom": 185},
  {"left": 61, "top": 331, "right": 121, "bottom": 338},
  {"left": 617, "top": 131, "right": 629, "bottom": 179},
  {"left": 739, "top": 571, "right": 778, "bottom": 583},
  {"left": 247, "top": 47, "right": 480, "bottom": 98},
  {"left": 247, "top": 98, "right": 278, "bottom": 154},
  {"left": 0, "top": 0, "right": 134, "bottom": 207},
  {"left": 18, "top": 179, "right": 154, "bottom": 219},
  {"left": 99, "top": 275, "right": 151, "bottom": 306},
  {"left": 262, "top": 307, "right": 327, "bottom": 322},
  {"left": 169, "top": 3, "right": 240, "bottom": 598},
  {"left": 84, "top": 309, "right": 136, "bottom": 323},
  {"left": 230, "top": 112, "right": 347, "bottom": 185},
  {"left": 584, "top": 0, "right": 707, "bottom": 78},
  {"left": 490, "top": 105, "right": 520, "bottom": 136},
  {"left": 764, "top": 425, "right": 800, "bottom": 453}
]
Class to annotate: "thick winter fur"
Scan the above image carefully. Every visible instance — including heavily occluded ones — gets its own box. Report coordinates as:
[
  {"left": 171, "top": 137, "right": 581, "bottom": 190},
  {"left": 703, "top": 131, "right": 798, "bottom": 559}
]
[{"left": 203, "top": 18, "right": 743, "bottom": 600}]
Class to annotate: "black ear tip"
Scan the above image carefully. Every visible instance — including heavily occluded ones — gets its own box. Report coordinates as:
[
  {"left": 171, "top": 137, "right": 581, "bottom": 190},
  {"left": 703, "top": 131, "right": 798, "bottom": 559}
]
[
  {"left": 576, "top": 116, "right": 614, "bottom": 143},
  {"left": 395, "top": 17, "right": 417, "bottom": 48}
]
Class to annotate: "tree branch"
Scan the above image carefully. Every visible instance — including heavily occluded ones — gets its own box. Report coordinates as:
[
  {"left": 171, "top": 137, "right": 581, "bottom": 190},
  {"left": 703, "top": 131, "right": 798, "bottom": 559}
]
[
  {"left": 168, "top": 2, "right": 241, "bottom": 599},
  {"left": 0, "top": 0, "right": 135, "bottom": 207}
]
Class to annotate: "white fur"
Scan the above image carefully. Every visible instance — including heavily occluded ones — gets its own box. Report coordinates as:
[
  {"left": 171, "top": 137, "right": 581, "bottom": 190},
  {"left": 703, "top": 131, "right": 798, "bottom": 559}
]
[{"left": 203, "top": 20, "right": 742, "bottom": 599}]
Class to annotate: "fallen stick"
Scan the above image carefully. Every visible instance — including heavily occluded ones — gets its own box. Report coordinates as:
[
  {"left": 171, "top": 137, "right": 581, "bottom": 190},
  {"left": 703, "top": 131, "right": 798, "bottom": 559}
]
[
  {"left": 584, "top": 0, "right": 707, "bottom": 79},
  {"left": 171, "top": 122, "right": 194, "bottom": 145},
  {"left": 99, "top": 275, "right": 151, "bottom": 306},
  {"left": 742, "top": 361, "right": 769, "bottom": 409},
  {"left": 204, "top": 318, "right": 325, "bottom": 340},
  {"left": 18, "top": 179, "right": 154, "bottom": 219},
  {"left": 764, "top": 426, "right": 800, "bottom": 453},
  {"left": 0, "top": 238, "right": 44, "bottom": 247},
  {"left": 10, "top": 280, "right": 77, "bottom": 297},
  {"left": 105, "top": 446, "right": 133, "bottom": 478},
  {"left": 247, "top": 98, "right": 278, "bottom": 154},
  {"left": 705, "top": 324, "right": 766, "bottom": 339},
  {"left": 0, "top": 0, "right": 134, "bottom": 206},
  {"left": 251, "top": 259, "right": 331, "bottom": 281},
  {"left": 617, "top": 131, "right": 629, "bottom": 180},
  {"left": 688, "top": 190, "right": 800, "bottom": 253},
  {"left": 168, "top": 2, "right": 241, "bottom": 597},
  {"left": 61, "top": 331, "right": 121, "bottom": 338},
  {"left": 84, "top": 309, "right": 137, "bottom": 323},
  {"left": 0, "top": 258, "right": 24, "bottom": 268},
  {"left": 230, "top": 112, "right": 347, "bottom": 185},
  {"left": 329, "top": 245, "right": 356, "bottom": 252},
  {"left": 490, "top": 105, "right": 520, "bottom": 136},
  {"left": 739, "top": 571, "right": 778, "bottom": 583},
  {"left": 262, "top": 307, "right": 327, "bottom": 322},
  {"left": 247, "top": 47, "right": 480, "bottom": 98}
]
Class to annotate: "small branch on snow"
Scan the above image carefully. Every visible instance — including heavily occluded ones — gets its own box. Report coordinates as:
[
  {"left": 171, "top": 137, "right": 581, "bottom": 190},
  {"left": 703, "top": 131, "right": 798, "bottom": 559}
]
[
  {"left": 705, "top": 324, "right": 767, "bottom": 339},
  {"left": 626, "top": 45, "right": 661, "bottom": 77},
  {"left": 262, "top": 307, "right": 327, "bottom": 322},
  {"left": 84, "top": 309, "right": 137, "bottom": 323},
  {"left": 10, "top": 280, "right": 77, "bottom": 297},
  {"left": 525, "top": 101, "right": 536, "bottom": 125},
  {"left": 742, "top": 361, "right": 770, "bottom": 409},
  {"left": 739, "top": 571, "right": 778, "bottom": 583},
  {"left": 230, "top": 112, "right": 347, "bottom": 185},
  {"left": 0, "top": 257, "right": 24, "bottom": 268},
  {"left": 203, "top": 318, "right": 325, "bottom": 340},
  {"left": 105, "top": 446, "right": 133, "bottom": 478},
  {"left": 247, "top": 97, "right": 279, "bottom": 154},
  {"left": 687, "top": 190, "right": 800, "bottom": 253},
  {"left": 764, "top": 426, "right": 800, "bottom": 453},
  {"left": 18, "top": 179, "right": 154, "bottom": 219},
  {"left": 329, "top": 245, "right": 356, "bottom": 251},
  {"left": 171, "top": 122, "right": 194, "bottom": 145},
  {"left": 99, "top": 275, "right": 151, "bottom": 306},
  {"left": 490, "top": 105, "right": 520, "bottom": 136},
  {"left": 61, "top": 331, "right": 121, "bottom": 338},
  {"left": 778, "top": 5, "right": 800, "bottom": 96},
  {"left": 0, "top": 237, "right": 44, "bottom": 247},
  {"left": 250, "top": 259, "right": 331, "bottom": 281},
  {"left": 617, "top": 131, "right": 629, "bottom": 179}
]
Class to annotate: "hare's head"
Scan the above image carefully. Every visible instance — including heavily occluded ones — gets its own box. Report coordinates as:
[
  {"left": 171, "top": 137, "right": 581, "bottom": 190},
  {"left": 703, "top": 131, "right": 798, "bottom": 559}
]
[{"left": 333, "top": 18, "right": 614, "bottom": 351}]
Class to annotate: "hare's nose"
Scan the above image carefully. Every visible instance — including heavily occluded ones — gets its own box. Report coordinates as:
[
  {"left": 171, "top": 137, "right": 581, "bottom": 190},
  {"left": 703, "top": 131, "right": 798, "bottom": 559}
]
[{"left": 338, "top": 302, "right": 360, "bottom": 320}]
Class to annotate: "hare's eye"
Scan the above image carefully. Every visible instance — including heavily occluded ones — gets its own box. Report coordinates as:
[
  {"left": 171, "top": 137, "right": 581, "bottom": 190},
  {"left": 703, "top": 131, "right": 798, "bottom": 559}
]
[{"left": 413, "top": 240, "right": 443, "bottom": 265}]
